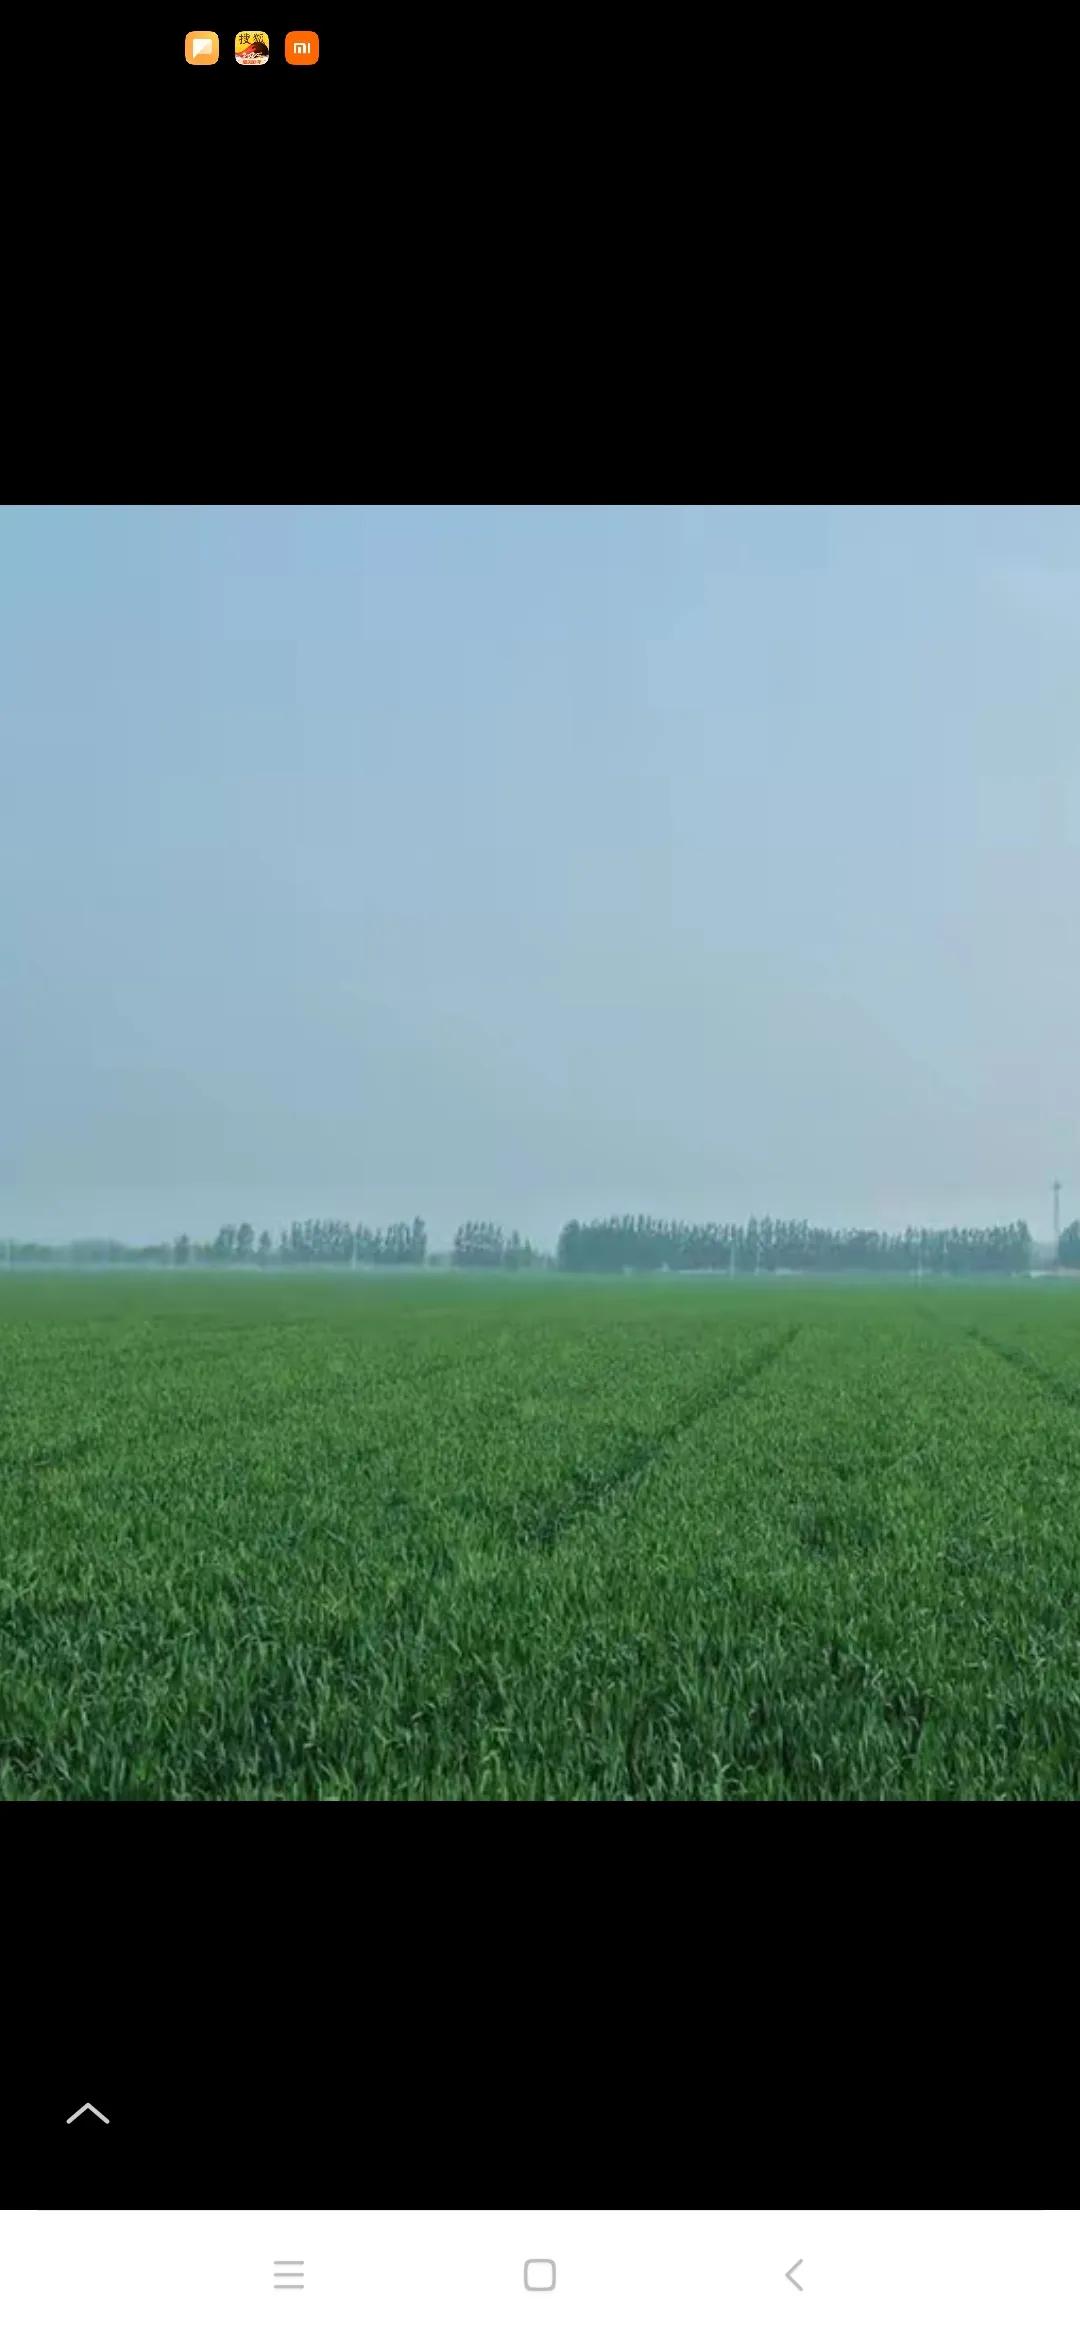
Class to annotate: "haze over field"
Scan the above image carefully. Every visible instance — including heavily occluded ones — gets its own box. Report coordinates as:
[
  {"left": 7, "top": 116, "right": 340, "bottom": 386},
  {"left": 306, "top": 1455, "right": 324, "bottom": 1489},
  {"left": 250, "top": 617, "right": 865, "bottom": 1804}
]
[{"left": 2, "top": 504, "right": 1079, "bottom": 1250}]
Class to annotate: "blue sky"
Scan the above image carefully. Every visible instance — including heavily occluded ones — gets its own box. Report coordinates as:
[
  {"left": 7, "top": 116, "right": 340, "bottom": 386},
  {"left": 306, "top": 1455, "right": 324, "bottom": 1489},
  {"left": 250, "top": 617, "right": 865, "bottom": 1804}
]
[{"left": 1, "top": 505, "right": 1078, "bottom": 1247}]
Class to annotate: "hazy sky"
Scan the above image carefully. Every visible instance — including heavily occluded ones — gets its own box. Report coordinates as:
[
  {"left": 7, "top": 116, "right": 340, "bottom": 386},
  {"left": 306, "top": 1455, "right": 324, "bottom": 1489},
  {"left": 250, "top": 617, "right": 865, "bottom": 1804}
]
[{"left": 2, "top": 505, "right": 1078, "bottom": 1247}]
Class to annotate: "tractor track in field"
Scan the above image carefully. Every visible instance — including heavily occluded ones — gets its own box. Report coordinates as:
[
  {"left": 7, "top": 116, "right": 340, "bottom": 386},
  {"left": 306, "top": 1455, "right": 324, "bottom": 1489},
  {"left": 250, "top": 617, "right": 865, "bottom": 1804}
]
[
  {"left": 962, "top": 1325, "right": 1080, "bottom": 1414},
  {"left": 388, "top": 1325, "right": 803, "bottom": 1627},
  {"left": 495, "top": 1323, "right": 803, "bottom": 1557}
]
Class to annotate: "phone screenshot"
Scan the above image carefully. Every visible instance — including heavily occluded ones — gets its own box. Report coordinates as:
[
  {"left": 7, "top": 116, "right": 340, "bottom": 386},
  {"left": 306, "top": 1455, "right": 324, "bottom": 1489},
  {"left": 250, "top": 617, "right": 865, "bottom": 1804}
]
[{"left": 14, "top": 0, "right": 1069, "bottom": 2280}]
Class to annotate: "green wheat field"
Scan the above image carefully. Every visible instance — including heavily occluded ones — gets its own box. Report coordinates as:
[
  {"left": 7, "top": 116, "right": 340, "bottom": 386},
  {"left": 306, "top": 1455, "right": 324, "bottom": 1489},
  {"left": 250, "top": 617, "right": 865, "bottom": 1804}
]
[{"left": 3, "top": 1270, "right": 1080, "bottom": 1800}]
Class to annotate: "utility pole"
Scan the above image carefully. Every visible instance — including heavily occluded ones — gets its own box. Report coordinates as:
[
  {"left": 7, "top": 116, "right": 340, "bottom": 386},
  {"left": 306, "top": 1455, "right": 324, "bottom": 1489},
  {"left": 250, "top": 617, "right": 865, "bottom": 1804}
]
[{"left": 1053, "top": 1179, "right": 1062, "bottom": 1259}]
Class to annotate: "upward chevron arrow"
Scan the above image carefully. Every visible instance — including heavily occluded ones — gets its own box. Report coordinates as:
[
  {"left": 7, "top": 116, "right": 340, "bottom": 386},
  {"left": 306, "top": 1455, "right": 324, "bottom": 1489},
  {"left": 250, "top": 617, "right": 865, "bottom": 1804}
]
[{"left": 66, "top": 2103, "right": 109, "bottom": 2124}]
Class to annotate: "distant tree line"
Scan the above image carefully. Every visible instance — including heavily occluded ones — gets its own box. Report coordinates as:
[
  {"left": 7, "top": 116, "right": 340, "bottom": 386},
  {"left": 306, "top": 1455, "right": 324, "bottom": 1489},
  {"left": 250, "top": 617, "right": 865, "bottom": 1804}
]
[
  {"left": 190, "top": 1220, "right": 549, "bottom": 1271},
  {"left": 0, "top": 1211, "right": 1044, "bottom": 1276},
  {"left": 197, "top": 1216, "right": 429, "bottom": 1266},
  {"left": 1060, "top": 1220, "right": 1080, "bottom": 1267},
  {"left": 0, "top": 1219, "right": 428, "bottom": 1269},
  {"left": 1, "top": 1218, "right": 555, "bottom": 1272},
  {"left": 555, "top": 1214, "right": 1034, "bottom": 1276},
  {"left": 451, "top": 1222, "right": 542, "bottom": 1270},
  {"left": 2, "top": 1237, "right": 178, "bottom": 1266}
]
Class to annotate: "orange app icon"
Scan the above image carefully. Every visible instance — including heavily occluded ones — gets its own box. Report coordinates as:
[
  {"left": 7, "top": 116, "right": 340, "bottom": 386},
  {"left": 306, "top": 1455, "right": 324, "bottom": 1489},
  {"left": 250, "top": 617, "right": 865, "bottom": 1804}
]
[
  {"left": 285, "top": 29, "right": 320, "bottom": 63},
  {"left": 185, "top": 29, "right": 220, "bottom": 62},
  {"left": 234, "top": 29, "right": 270, "bottom": 63}
]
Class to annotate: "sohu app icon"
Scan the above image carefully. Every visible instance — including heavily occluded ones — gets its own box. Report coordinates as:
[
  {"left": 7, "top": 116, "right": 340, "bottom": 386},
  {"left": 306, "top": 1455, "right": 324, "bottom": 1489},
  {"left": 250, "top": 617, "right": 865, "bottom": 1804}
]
[{"left": 235, "top": 29, "right": 269, "bottom": 62}]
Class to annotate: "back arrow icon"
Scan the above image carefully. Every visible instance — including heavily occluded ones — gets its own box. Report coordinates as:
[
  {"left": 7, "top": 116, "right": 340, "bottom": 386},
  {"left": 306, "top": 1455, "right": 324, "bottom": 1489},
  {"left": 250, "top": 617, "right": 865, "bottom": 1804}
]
[
  {"left": 66, "top": 2103, "right": 109, "bottom": 2125},
  {"left": 786, "top": 2263, "right": 804, "bottom": 2291}
]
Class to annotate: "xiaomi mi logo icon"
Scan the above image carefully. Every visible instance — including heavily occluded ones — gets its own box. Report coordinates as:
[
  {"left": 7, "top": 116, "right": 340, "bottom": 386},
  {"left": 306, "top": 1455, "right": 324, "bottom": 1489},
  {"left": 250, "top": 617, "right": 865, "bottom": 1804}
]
[
  {"left": 185, "top": 29, "right": 220, "bottom": 61},
  {"left": 285, "top": 29, "right": 319, "bottom": 63}
]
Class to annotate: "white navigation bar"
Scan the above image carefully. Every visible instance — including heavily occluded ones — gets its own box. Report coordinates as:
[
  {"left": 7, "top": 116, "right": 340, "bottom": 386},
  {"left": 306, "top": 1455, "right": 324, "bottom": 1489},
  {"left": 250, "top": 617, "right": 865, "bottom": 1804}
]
[{"left": 0, "top": 2210, "right": 1072, "bottom": 2340}]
